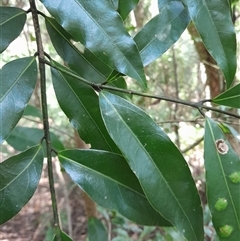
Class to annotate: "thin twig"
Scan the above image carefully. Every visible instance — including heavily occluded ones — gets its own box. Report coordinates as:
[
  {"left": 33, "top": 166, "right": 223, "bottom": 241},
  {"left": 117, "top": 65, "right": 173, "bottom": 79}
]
[
  {"left": 29, "top": 1, "right": 62, "bottom": 240},
  {"left": 43, "top": 59, "right": 240, "bottom": 120},
  {"left": 182, "top": 137, "right": 204, "bottom": 153},
  {"left": 172, "top": 47, "right": 180, "bottom": 148}
]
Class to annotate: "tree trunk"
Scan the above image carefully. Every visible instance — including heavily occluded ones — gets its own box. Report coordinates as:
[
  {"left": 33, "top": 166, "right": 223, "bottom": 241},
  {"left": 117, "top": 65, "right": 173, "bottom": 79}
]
[{"left": 187, "top": 23, "right": 223, "bottom": 98}]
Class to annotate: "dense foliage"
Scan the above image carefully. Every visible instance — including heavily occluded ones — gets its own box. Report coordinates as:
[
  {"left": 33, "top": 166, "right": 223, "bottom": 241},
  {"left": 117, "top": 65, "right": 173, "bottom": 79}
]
[{"left": 0, "top": 0, "right": 239, "bottom": 240}]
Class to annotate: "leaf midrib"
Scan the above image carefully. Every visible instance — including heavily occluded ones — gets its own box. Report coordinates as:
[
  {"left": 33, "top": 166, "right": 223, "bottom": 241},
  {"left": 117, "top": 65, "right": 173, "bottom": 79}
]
[
  {"left": 59, "top": 153, "right": 147, "bottom": 199},
  {"left": 0, "top": 145, "right": 41, "bottom": 191},
  {"left": 137, "top": 4, "right": 187, "bottom": 55},
  {"left": 101, "top": 92, "right": 198, "bottom": 240},
  {"left": 0, "top": 10, "right": 24, "bottom": 25},
  {"left": 72, "top": 0, "right": 144, "bottom": 84},
  {"left": 206, "top": 119, "right": 240, "bottom": 226},
  {"left": 0, "top": 58, "right": 35, "bottom": 102},
  {"left": 47, "top": 19, "right": 109, "bottom": 80},
  {"left": 55, "top": 69, "right": 116, "bottom": 153}
]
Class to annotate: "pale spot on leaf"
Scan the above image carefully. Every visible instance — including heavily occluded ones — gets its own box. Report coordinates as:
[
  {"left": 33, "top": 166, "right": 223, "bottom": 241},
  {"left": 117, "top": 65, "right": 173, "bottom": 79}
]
[
  {"left": 219, "top": 225, "right": 233, "bottom": 237},
  {"left": 214, "top": 198, "right": 228, "bottom": 211},
  {"left": 215, "top": 139, "right": 229, "bottom": 154}
]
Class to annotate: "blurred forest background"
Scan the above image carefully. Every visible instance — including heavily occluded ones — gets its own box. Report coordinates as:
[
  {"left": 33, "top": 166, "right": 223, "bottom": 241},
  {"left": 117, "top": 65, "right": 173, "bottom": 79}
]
[{"left": 0, "top": 0, "right": 240, "bottom": 240}]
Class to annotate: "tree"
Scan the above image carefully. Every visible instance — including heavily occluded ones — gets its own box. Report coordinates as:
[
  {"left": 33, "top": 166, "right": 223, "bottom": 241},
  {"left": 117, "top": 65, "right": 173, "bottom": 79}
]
[{"left": 0, "top": 0, "right": 239, "bottom": 241}]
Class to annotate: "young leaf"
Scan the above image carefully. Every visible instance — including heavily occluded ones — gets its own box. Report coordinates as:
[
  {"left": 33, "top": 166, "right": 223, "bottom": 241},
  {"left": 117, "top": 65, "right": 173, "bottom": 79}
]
[
  {"left": 181, "top": 0, "right": 236, "bottom": 88},
  {"left": 0, "top": 7, "right": 26, "bottom": 53},
  {"left": 53, "top": 230, "right": 73, "bottom": 241},
  {"left": 116, "top": 0, "right": 139, "bottom": 20},
  {"left": 51, "top": 62, "right": 120, "bottom": 153},
  {"left": 213, "top": 83, "right": 240, "bottom": 108},
  {"left": 134, "top": 1, "right": 190, "bottom": 66},
  {"left": 0, "top": 57, "right": 38, "bottom": 144},
  {"left": 204, "top": 118, "right": 240, "bottom": 240},
  {"left": 58, "top": 149, "right": 171, "bottom": 226},
  {"left": 99, "top": 91, "right": 204, "bottom": 241},
  {"left": 88, "top": 217, "right": 108, "bottom": 241},
  {"left": 45, "top": 17, "right": 113, "bottom": 84},
  {"left": 41, "top": 0, "right": 147, "bottom": 90},
  {"left": 0, "top": 145, "right": 44, "bottom": 224},
  {"left": 6, "top": 126, "right": 64, "bottom": 153}
]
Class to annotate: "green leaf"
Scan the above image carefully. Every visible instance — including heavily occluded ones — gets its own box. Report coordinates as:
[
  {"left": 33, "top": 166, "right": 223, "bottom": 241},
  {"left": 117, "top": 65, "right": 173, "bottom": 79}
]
[
  {"left": 116, "top": 0, "right": 139, "bottom": 20},
  {"left": 99, "top": 91, "right": 204, "bottom": 241},
  {"left": 51, "top": 62, "right": 120, "bottom": 153},
  {"left": 0, "top": 57, "right": 38, "bottom": 144},
  {"left": 182, "top": 0, "right": 236, "bottom": 88},
  {"left": 88, "top": 217, "right": 108, "bottom": 241},
  {"left": 58, "top": 149, "right": 171, "bottom": 226},
  {"left": 134, "top": 1, "right": 190, "bottom": 66},
  {"left": 6, "top": 126, "right": 64, "bottom": 153},
  {"left": 23, "top": 105, "right": 42, "bottom": 119},
  {"left": 213, "top": 83, "right": 240, "bottom": 108},
  {"left": 218, "top": 123, "right": 240, "bottom": 143},
  {"left": 0, "top": 7, "right": 26, "bottom": 53},
  {"left": 45, "top": 17, "right": 113, "bottom": 84},
  {"left": 0, "top": 145, "right": 44, "bottom": 224},
  {"left": 41, "top": 0, "right": 147, "bottom": 90},
  {"left": 204, "top": 118, "right": 240, "bottom": 240},
  {"left": 158, "top": 0, "right": 169, "bottom": 7},
  {"left": 53, "top": 230, "right": 73, "bottom": 241}
]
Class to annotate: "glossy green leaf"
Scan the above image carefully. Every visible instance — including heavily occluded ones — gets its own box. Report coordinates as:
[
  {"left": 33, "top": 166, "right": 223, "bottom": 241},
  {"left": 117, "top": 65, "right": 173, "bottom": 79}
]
[
  {"left": 41, "top": 0, "right": 147, "bottom": 90},
  {"left": 6, "top": 126, "right": 64, "bottom": 153},
  {"left": 45, "top": 17, "right": 113, "bottom": 84},
  {"left": 213, "top": 83, "right": 240, "bottom": 108},
  {"left": 116, "top": 0, "right": 139, "bottom": 20},
  {"left": 99, "top": 91, "right": 203, "bottom": 241},
  {"left": 51, "top": 62, "right": 120, "bottom": 153},
  {"left": 59, "top": 149, "right": 171, "bottom": 226},
  {"left": 204, "top": 118, "right": 240, "bottom": 240},
  {"left": 0, "top": 57, "right": 38, "bottom": 144},
  {"left": 181, "top": 0, "right": 236, "bottom": 88},
  {"left": 53, "top": 230, "right": 73, "bottom": 241},
  {"left": 134, "top": 1, "right": 190, "bottom": 66},
  {"left": 23, "top": 105, "right": 42, "bottom": 119},
  {"left": 0, "top": 145, "right": 44, "bottom": 224},
  {"left": 158, "top": 0, "right": 169, "bottom": 8},
  {"left": 88, "top": 217, "right": 108, "bottom": 241},
  {"left": 218, "top": 123, "right": 240, "bottom": 143},
  {"left": 0, "top": 7, "right": 26, "bottom": 53}
]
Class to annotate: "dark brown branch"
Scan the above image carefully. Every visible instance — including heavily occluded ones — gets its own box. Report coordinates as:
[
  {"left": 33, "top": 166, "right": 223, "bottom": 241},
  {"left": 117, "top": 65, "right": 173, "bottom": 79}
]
[{"left": 29, "top": 1, "right": 62, "bottom": 240}]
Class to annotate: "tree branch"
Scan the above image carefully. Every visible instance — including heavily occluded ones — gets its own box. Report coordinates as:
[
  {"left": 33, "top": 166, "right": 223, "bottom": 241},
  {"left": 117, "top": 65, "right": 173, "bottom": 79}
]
[
  {"left": 43, "top": 59, "right": 240, "bottom": 120},
  {"left": 29, "top": 1, "right": 61, "bottom": 240}
]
